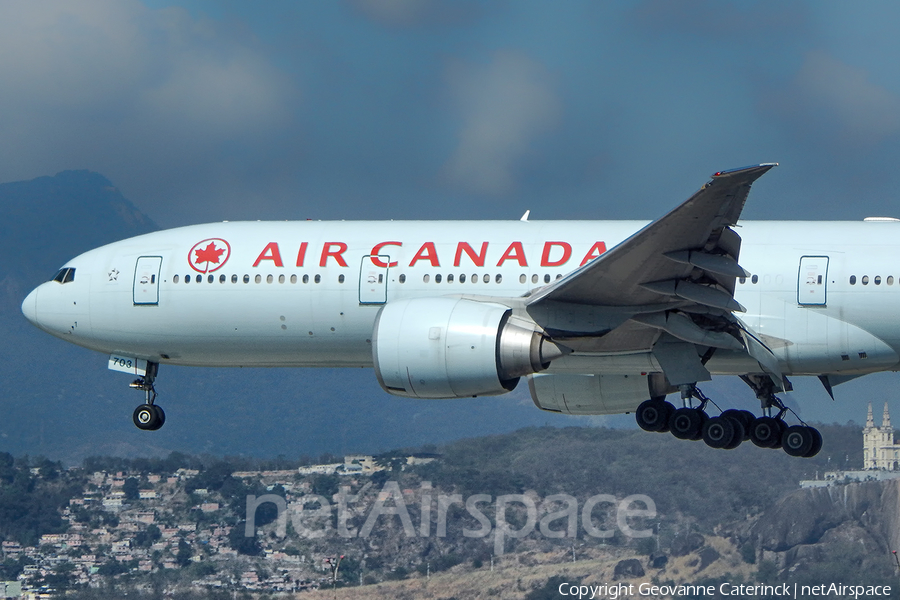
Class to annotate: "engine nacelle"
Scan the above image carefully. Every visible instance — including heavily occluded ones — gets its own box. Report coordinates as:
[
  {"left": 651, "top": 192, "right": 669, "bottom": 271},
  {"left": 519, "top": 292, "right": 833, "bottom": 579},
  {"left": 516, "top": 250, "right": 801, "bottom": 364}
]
[
  {"left": 528, "top": 372, "right": 673, "bottom": 415},
  {"left": 373, "top": 297, "right": 567, "bottom": 399}
]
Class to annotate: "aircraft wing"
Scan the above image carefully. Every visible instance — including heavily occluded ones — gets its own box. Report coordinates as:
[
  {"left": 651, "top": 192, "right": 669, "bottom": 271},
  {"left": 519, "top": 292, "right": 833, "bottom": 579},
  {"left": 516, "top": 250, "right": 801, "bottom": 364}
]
[{"left": 526, "top": 163, "right": 783, "bottom": 388}]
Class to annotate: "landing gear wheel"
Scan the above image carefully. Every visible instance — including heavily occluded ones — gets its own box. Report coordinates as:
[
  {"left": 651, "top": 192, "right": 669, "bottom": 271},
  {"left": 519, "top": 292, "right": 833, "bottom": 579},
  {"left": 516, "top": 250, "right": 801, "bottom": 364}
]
[
  {"left": 133, "top": 405, "right": 157, "bottom": 430},
  {"left": 722, "top": 416, "right": 745, "bottom": 450},
  {"left": 804, "top": 427, "right": 823, "bottom": 458},
  {"left": 702, "top": 416, "right": 736, "bottom": 449},
  {"left": 722, "top": 410, "right": 752, "bottom": 442},
  {"left": 750, "top": 417, "right": 783, "bottom": 449},
  {"left": 636, "top": 399, "right": 673, "bottom": 433},
  {"left": 782, "top": 425, "right": 815, "bottom": 457},
  {"left": 669, "top": 408, "right": 705, "bottom": 440},
  {"left": 149, "top": 405, "right": 166, "bottom": 431}
]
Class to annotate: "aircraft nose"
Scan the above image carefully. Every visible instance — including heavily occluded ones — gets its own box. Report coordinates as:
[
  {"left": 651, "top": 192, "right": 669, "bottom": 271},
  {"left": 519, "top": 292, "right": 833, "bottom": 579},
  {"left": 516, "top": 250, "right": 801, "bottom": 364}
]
[{"left": 21, "top": 287, "right": 38, "bottom": 326}]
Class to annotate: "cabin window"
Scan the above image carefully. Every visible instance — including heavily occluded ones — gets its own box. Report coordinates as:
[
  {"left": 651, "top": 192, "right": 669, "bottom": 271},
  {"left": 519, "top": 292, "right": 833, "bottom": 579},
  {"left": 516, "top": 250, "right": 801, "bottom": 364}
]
[
  {"left": 483, "top": 274, "right": 490, "bottom": 283},
  {"left": 556, "top": 274, "right": 562, "bottom": 280},
  {"left": 423, "top": 274, "right": 430, "bottom": 283},
  {"left": 519, "top": 274, "right": 526, "bottom": 283},
  {"left": 459, "top": 274, "right": 466, "bottom": 283},
  {"left": 219, "top": 274, "right": 226, "bottom": 283},
  {"left": 472, "top": 274, "right": 477, "bottom": 283},
  {"left": 243, "top": 274, "right": 250, "bottom": 284},
  {"left": 875, "top": 276, "right": 882, "bottom": 285},
  {"left": 206, "top": 275, "right": 213, "bottom": 283},
  {"left": 532, "top": 274, "right": 538, "bottom": 283},
  {"left": 751, "top": 275, "right": 758, "bottom": 284},
  {"left": 279, "top": 274, "right": 285, "bottom": 284},
  {"left": 399, "top": 274, "right": 406, "bottom": 283},
  {"left": 862, "top": 276, "right": 869, "bottom": 285},
  {"left": 495, "top": 274, "right": 503, "bottom": 283},
  {"left": 447, "top": 274, "right": 454, "bottom": 283},
  {"left": 255, "top": 275, "right": 262, "bottom": 284},
  {"left": 435, "top": 274, "right": 442, "bottom": 283},
  {"left": 314, "top": 274, "right": 321, "bottom": 283},
  {"left": 889, "top": 276, "right": 895, "bottom": 285},
  {"left": 303, "top": 274, "right": 309, "bottom": 284},
  {"left": 173, "top": 275, "right": 179, "bottom": 284},
  {"left": 290, "top": 275, "right": 297, "bottom": 284},
  {"left": 232, "top": 275, "right": 238, "bottom": 283},
  {"left": 849, "top": 275, "right": 856, "bottom": 285},
  {"left": 544, "top": 274, "right": 551, "bottom": 283},
  {"left": 338, "top": 274, "right": 345, "bottom": 283}
]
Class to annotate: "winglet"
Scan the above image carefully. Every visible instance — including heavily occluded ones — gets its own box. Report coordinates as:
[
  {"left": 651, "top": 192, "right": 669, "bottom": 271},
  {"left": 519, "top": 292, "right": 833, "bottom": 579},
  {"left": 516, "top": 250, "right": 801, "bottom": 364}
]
[
  {"left": 711, "top": 163, "right": 778, "bottom": 178},
  {"left": 520, "top": 210, "right": 530, "bottom": 222}
]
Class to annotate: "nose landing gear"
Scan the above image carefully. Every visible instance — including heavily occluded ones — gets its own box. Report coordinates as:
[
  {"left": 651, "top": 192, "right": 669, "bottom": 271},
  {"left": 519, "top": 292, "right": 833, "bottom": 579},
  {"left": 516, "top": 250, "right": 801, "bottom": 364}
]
[{"left": 129, "top": 361, "right": 165, "bottom": 431}]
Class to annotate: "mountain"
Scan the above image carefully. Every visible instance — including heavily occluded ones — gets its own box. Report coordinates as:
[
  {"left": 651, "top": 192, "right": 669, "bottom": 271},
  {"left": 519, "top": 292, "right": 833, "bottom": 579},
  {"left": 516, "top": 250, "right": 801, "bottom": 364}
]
[
  {"left": 0, "top": 170, "right": 157, "bottom": 296},
  {"left": 0, "top": 171, "right": 596, "bottom": 462}
]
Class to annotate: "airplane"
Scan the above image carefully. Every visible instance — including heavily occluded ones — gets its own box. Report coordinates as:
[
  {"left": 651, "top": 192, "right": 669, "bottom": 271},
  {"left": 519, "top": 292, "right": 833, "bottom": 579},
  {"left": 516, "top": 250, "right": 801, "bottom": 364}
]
[{"left": 20, "top": 163, "right": 900, "bottom": 458}]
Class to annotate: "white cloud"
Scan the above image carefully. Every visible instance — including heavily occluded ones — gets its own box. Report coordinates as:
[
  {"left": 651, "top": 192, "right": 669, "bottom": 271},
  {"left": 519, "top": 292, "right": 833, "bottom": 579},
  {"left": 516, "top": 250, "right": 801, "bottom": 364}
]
[
  {"left": 441, "top": 50, "right": 561, "bottom": 196},
  {"left": 0, "top": 0, "right": 297, "bottom": 198},
  {"left": 761, "top": 51, "right": 900, "bottom": 147}
]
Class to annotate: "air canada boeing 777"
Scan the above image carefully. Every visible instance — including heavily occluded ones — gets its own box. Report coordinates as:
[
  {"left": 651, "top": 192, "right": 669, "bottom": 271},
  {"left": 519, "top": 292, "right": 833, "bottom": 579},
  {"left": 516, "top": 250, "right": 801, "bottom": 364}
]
[{"left": 21, "top": 164, "right": 900, "bottom": 458}]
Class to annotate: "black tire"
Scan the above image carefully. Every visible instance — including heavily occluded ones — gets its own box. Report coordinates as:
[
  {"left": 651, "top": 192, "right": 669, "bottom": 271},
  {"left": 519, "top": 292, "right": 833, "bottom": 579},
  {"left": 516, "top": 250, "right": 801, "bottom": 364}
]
[
  {"left": 803, "top": 427, "right": 823, "bottom": 458},
  {"left": 772, "top": 419, "right": 788, "bottom": 449},
  {"left": 782, "top": 425, "right": 815, "bottom": 457},
  {"left": 670, "top": 408, "right": 704, "bottom": 440},
  {"left": 722, "top": 409, "right": 752, "bottom": 442},
  {"left": 702, "top": 416, "right": 735, "bottom": 449},
  {"left": 636, "top": 399, "right": 670, "bottom": 432},
  {"left": 750, "top": 417, "right": 782, "bottom": 449},
  {"left": 149, "top": 405, "right": 166, "bottom": 431},
  {"left": 657, "top": 401, "right": 674, "bottom": 433},
  {"left": 133, "top": 405, "right": 156, "bottom": 430},
  {"left": 691, "top": 410, "right": 708, "bottom": 441},
  {"left": 723, "top": 416, "right": 745, "bottom": 450}
]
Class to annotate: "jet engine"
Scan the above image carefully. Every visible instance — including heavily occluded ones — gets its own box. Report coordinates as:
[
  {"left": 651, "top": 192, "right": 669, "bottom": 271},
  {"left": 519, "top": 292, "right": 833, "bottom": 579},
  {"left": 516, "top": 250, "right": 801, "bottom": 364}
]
[{"left": 372, "top": 297, "right": 569, "bottom": 399}]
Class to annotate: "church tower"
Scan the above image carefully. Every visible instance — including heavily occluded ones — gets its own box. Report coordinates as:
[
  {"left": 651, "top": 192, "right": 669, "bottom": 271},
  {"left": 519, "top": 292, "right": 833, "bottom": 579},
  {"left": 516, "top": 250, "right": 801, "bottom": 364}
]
[{"left": 864, "top": 402, "right": 899, "bottom": 470}]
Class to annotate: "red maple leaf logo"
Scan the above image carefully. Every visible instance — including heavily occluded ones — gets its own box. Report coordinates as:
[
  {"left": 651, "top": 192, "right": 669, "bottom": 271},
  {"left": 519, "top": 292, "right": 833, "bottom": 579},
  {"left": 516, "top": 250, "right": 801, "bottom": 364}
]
[
  {"left": 188, "top": 238, "right": 231, "bottom": 273},
  {"left": 194, "top": 242, "right": 225, "bottom": 266}
]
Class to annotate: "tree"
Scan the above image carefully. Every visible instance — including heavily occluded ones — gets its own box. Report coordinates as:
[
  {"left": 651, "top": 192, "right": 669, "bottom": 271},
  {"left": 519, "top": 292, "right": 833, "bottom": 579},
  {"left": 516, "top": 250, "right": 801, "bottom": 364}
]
[
  {"left": 176, "top": 539, "right": 193, "bottom": 567},
  {"left": 123, "top": 477, "right": 140, "bottom": 501}
]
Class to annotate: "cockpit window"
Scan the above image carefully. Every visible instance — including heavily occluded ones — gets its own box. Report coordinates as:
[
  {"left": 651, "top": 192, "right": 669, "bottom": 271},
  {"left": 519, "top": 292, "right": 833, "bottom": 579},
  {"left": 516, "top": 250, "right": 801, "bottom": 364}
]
[{"left": 51, "top": 268, "right": 76, "bottom": 284}]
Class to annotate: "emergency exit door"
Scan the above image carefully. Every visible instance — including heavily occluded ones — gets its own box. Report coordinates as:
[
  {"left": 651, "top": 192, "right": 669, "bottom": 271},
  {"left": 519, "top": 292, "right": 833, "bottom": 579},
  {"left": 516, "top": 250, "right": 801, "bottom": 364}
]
[
  {"left": 134, "top": 256, "right": 162, "bottom": 305},
  {"left": 359, "top": 255, "right": 390, "bottom": 304},
  {"left": 798, "top": 256, "right": 829, "bottom": 306}
]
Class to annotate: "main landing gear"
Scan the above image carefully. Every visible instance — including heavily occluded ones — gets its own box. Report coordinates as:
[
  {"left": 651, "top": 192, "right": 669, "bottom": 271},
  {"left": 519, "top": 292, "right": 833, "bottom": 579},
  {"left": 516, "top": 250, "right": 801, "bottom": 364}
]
[
  {"left": 129, "top": 362, "right": 165, "bottom": 431},
  {"left": 635, "top": 380, "right": 822, "bottom": 458}
]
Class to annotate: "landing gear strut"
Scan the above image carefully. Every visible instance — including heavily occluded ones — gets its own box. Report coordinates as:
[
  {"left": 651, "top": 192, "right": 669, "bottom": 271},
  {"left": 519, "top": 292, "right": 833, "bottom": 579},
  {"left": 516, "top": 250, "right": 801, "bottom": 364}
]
[
  {"left": 129, "top": 362, "right": 165, "bottom": 431},
  {"left": 741, "top": 375, "right": 821, "bottom": 457}
]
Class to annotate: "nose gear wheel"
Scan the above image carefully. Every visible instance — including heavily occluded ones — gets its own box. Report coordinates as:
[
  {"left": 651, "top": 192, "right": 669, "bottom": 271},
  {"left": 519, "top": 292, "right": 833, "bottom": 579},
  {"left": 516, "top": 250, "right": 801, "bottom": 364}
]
[{"left": 128, "top": 361, "right": 166, "bottom": 431}]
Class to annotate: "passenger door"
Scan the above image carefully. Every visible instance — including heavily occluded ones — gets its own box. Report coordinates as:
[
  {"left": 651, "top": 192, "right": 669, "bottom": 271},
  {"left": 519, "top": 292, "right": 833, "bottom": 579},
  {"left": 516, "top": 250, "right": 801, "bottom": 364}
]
[
  {"left": 133, "top": 256, "right": 162, "bottom": 305},
  {"left": 797, "top": 256, "right": 829, "bottom": 306},
  {"left": 359, "top": 255, "right": 389, "bottom": 304}
]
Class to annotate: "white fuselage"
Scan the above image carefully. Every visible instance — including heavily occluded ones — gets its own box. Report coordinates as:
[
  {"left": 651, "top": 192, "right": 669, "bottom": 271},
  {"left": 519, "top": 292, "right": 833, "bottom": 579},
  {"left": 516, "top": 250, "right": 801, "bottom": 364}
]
[{"left": 21, "top": 219, "right": 900, "bottom": 379}]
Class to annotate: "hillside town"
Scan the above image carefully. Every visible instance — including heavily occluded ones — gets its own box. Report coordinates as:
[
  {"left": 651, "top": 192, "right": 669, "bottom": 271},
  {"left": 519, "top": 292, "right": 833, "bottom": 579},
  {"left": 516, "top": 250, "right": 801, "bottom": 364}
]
[{"left": 0, "top": 453, "right": 438, "bottom": 598}]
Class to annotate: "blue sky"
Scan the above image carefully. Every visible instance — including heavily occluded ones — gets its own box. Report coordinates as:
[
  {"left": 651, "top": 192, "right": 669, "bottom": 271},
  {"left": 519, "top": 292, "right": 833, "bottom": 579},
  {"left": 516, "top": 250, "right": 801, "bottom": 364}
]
[{"left": 4, "top": 0, "right": 900, "bottom": 227}]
